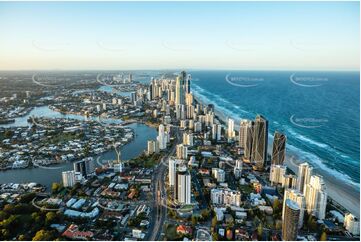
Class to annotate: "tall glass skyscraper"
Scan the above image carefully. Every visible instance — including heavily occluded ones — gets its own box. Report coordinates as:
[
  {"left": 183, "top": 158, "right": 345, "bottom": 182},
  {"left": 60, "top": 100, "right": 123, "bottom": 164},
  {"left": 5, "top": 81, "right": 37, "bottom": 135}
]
[{"left": 251, "top": 115, "right": 268, "bottom": 170}]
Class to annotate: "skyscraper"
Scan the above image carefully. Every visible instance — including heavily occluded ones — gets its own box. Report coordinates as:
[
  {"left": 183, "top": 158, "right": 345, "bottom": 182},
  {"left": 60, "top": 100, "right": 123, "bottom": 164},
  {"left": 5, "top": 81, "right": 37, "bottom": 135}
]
[
  {"left": 185, "top": 74, "right": 191, "bottom": 94},
  {"left": 62, "top": 171, "right": 76, "bottom": 188},
  {"left": 297, "top": 162, "right": 313, "bottom": 194},
  {"left": 251, "top": 115, "right": 268, "bottom": 170},
  {"left": 73, "top": 158, "right": 95, "bottom": 177},
  {"left": 227, "top": 118, "right": 235, "bottom": 141},
  {"left": 239, "top": 119, "right": 250, "bottom": 148},
  {"left": 271, "top": 131, "right": 286, "bottom": 165},
  {"left": 212, "top": 124, "right": 222, "bottom": 141},
  {"left": 169, "top": 158, "right": 181, "bottom": 187},
  {"left": 157, "top": 124, "right": 167, "bottom": 150},
  {"left": 176, "top": 144, "right": 188, "bottom": 159},
  {"left": 175, "top": 71, "right": 186, "bottom": 106},
  {"left": 243, "top": 120, "right": 254, "bottom": 162},
  {"left": 269, "top": 164, "right": 287, "bottom": 185},
  {"left": 283, "top": 189, "right": 305, "bottom": 229},
  {"left": 305, "top": 175, "right": 327, "bottom": 220},
  {"left": 175, "top": 165, "right": 191, "bottom": 204},
  {"left": 233, "top": 159, "right": 243, "bottom": 179},
  {"left": 282, "top": 199, "right": 300, "bottom": 241}
]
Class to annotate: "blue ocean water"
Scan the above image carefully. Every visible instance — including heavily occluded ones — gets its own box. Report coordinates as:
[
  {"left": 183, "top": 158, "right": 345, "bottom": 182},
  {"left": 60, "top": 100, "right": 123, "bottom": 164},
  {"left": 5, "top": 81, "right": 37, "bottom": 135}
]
[{"left": 190, "top": 70, "right": 360, "bottom": 188}]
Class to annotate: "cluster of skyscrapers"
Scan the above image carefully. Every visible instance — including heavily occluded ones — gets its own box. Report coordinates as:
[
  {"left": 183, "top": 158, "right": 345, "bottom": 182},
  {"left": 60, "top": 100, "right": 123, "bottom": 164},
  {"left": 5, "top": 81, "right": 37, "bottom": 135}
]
[{"left": 62, "top": 157, "right": 95, "bottom": 187}]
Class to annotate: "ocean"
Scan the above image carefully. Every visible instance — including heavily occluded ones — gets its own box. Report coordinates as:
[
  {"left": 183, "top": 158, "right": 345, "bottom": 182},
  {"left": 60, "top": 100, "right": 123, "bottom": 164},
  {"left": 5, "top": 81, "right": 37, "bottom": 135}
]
[{"left": 189, "top": 70, "right": 360, "bottom": 190}]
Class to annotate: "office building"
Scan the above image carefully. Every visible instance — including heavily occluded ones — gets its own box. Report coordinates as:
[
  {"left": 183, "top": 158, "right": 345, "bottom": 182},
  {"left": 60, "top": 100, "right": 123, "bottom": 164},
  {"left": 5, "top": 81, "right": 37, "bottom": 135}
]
[
  {"left": 283, "top": 189, "right": 305, "bottom": 229},
  {"left": 169, "top": 158, "right": 181, "bottom": 187},
  {"left": 270, "top": 164, "right": 287, "bottom": 185},
  {"left": 297, "top": 162, "right": 313, "bottom": 194},
  {"left": 234, "top": 159, "right": 243, "bottom": 179},
  {"left": 62, "top": 171, "right": 76, "bottom": 188},
  {"left": 251, "top": 115, "right": 268, "bottom": 170},
  {"left": 304, "top": 175, "right": 327, "bottom": 219},
  {"left": 73, "top": 157, "right": 95, "bottom": 177},
  {"left": 175, "top": 165, "right": 191, "bottom": 204},
  {"left": 239, "top": 119, "right": 251, "bottom": 148},
  {"left": 344, "top": 213, "right": 360, "bottom": 235},
  {"left": 211, "top": 188, "right": 241, "bottom": 207},
  {"left": 175, "top": 71, "right": 186, "bottom": 106},
  {"left": 212, "top": 124, "right": 222, "bottom": 141},
  {"left": 147, "top": 140, "right": 159, "bottom": 155},
  {"left": 282, "top": 199, "right": 300, "bottom": 241},
  {"left": 212, "top": 168, "right": 226, "bottom": 182},
  {"left": 183, "top": 132, "right": 194, "bottom": 146},
  {"left": 283, "top": 174, "right": 298, "bottom": 189},
  {"left": 227, "top": 118, "right": 235, "bottom": 141},
  {"left": 243, "top": 121, "right": 254, "bottom": 162},
  {"left": 271, "top": 131, "right": 286, "bottom": 165},
  {"left": 176, "top": 144, "right": 188, "bottom": 159},
  {"left": 157, "top": 124, "right": 167, "bottom": 150}
]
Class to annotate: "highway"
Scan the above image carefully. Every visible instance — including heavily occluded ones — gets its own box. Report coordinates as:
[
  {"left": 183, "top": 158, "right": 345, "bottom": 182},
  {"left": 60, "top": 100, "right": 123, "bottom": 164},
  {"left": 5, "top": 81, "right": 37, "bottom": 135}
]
[{"left": 147, "top": 129, "right": 180, "bottom": 241}]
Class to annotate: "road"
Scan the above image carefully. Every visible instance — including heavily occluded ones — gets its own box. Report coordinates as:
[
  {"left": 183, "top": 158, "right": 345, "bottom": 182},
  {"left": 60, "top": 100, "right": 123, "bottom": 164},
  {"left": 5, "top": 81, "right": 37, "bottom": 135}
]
[{"left": 147, "top": 129, "right": 180, "bottom": 241}]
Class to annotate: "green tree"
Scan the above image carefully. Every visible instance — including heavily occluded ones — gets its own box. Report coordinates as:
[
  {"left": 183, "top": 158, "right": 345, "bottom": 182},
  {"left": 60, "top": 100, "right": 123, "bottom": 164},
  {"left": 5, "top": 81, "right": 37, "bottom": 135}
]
[
  {"left": 272, "top": 198, "right": 281, "bottom": 214},
  {"left": 18, "top": 234, "right": 27, "bottom": 241},
  {"left": 201, "top": 209, "right": 210, "bottom": 220},
  {"left": 212, "top": 232, "right": 219, "bottom": 241},
  {"left": 51, "top": 183, "right": 61, "bottom": 194},
  {"left": 320, "top": 231, "right": 327, "bottom": 241},
  {"left": 0, "top": 211, "right": 8, "bottom": 221},
  {"left": 45, "top": 212, "right": 57, "bottom": 225},
  {"left": 257, "top": 223, "right": 263, "bottom": 239},
  {"left": 275, "top": 220, "right": 282, "bottom": 230},
  {"left": 1, "top": 229, "right": 10, "bottom": 239},
  {"left": 211, "top": 216, "right": 218, "bottom": 228},
  {"left": 307, "top": 216, "right": 317, "bottom": 231},
  {"left": 32, "top": 229, "right": 54, "bottom": 241},
  {"left": 191, "top": 216, "right": 198, "bottom": 226}
]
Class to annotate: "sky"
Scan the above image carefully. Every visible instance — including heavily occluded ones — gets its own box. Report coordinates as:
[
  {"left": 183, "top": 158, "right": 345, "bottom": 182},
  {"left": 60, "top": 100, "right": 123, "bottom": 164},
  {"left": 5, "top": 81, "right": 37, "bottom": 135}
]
[{"left": 0, "top": 1, "right": 359, "bottom": 70}]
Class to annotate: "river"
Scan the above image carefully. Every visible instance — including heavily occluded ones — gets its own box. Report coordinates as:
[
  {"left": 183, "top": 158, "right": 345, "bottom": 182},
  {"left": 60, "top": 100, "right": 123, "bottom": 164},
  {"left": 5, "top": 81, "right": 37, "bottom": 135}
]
[{"left": 0, "top": 105, "right": 157, "bottom": 189}]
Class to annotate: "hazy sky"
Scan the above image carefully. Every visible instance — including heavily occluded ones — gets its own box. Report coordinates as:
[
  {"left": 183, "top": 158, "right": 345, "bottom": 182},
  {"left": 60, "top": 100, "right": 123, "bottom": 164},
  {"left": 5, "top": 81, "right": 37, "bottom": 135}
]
[{"left": 0, "top": 1, "right": 359, "bottom": 70}]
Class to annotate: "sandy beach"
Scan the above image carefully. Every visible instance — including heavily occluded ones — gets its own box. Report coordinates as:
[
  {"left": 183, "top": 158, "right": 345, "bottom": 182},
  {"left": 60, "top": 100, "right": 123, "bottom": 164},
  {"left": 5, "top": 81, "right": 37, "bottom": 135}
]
[{"left": 196, "top": 96, "right": 360, "bottom": 218}]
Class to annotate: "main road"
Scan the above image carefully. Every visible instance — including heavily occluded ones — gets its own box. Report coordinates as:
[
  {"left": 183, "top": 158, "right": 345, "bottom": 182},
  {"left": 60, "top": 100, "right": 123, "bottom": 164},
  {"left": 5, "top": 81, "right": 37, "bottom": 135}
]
[{"left": 147, "top": 128, "right": 180, "bottom": 241}]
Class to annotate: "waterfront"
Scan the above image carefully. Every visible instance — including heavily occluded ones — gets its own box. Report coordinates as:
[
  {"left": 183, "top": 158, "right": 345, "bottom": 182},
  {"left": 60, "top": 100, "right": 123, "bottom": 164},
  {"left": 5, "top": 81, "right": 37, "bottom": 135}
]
[{"left": 0, "top": 106, "right": 157, "bottom": 189}]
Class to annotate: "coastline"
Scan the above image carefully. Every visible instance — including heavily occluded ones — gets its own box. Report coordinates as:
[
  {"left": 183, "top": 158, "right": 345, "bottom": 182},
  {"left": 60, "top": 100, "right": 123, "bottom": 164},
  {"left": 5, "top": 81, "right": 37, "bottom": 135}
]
[{"left": 194, "top": 95, "right": 360, "bottom": 218}]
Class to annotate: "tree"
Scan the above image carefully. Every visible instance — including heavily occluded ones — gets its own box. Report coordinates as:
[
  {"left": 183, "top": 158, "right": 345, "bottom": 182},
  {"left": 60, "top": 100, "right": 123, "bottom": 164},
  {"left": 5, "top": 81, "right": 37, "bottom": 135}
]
[
  {"left": 18, "top": 234, "right": 27, "bottom": 241},
  {"left": 201, "top": 209, "right": 210, "bottom": 220},
  {"left": 191, "top": 216, "right": 198, "bottom": 226},
  {"left": 0, "top": 211, "right": 8, "bottom": 221},
  {"left": 307, "top": 216, "right": 317, "bottom": 231},
  {"left": 51, "top": 183, "right": 61, "bottom": 194},
  {"left": 320, "top": 231, "right": 327, "bottom": 241},
  {"left": 257, "top": 223, "right": 263, "bottom": 239},
  {"left": 275, "top": 220, "right": 282, "bottom": 230},
  {"left": 211, "top": 216, "right": 218, "bottom": 228},
  {"left": 1, "top": 229, "right": 10, "bottom": 240},
  {"left": 212, "top": 232, "right": 219, "bottom": 241},
  {"left": 45, "top": 212, "right": 57, "bottom": 225},
  {"left": 272, "top": 198, "right": 281, "bottom": 214},
  {"left": 32, "top": 230, "right": 54, "bottom": 241}
]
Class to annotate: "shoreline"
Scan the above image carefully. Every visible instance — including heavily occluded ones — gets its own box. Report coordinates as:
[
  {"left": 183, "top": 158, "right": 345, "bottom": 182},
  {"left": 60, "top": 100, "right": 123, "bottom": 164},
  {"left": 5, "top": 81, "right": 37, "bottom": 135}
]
[{"left": 194, "top": 95, "right": 360, "bottom": 218}]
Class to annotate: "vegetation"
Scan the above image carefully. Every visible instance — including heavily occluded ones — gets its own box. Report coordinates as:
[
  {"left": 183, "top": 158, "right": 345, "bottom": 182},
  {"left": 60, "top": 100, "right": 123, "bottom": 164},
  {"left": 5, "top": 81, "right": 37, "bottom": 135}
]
[{"left": 0, "top": 199, "right": 63, "bottom": 241}]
